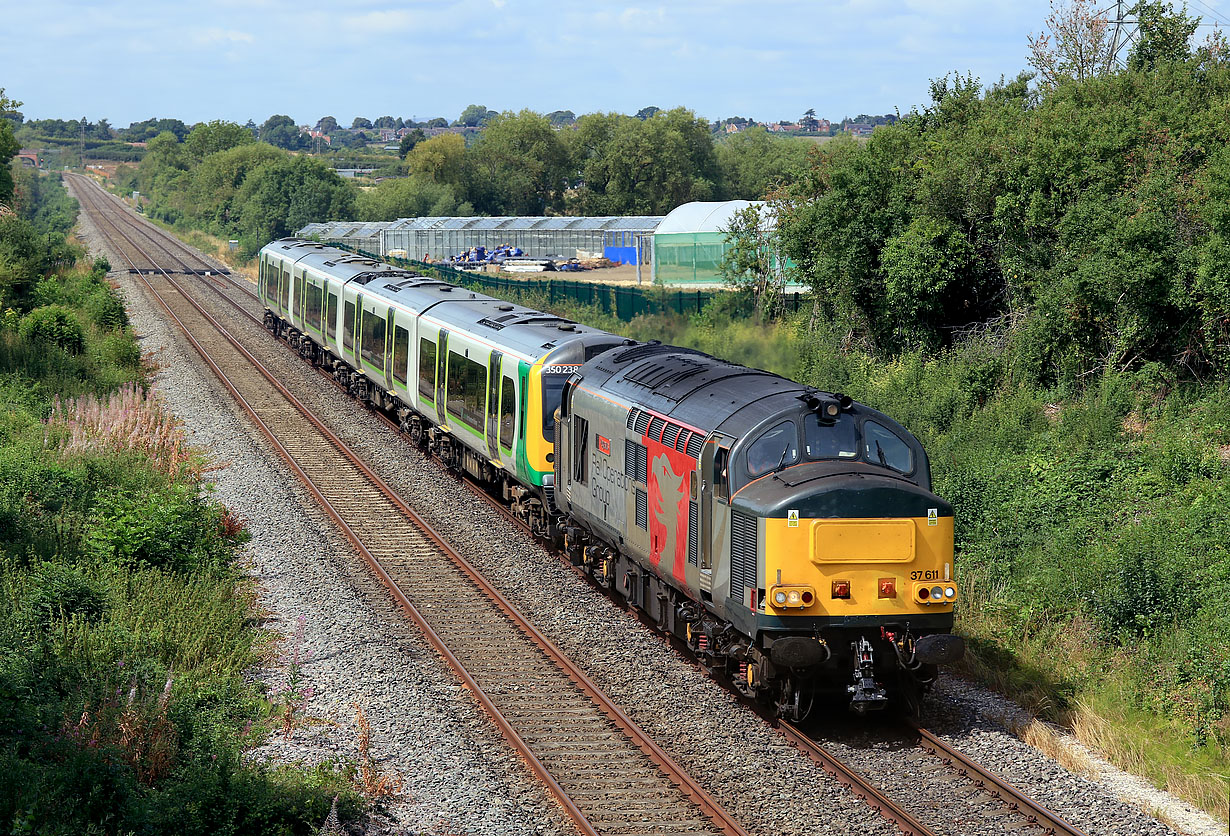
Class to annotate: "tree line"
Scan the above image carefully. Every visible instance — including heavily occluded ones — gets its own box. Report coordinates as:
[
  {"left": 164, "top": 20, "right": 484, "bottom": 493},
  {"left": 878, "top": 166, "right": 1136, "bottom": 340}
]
[{"left": 109, "top": 106, "right": 814, "bottom": 255}]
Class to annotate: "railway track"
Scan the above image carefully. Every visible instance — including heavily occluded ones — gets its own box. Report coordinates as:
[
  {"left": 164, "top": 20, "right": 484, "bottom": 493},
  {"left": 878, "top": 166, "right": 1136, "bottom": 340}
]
[
  {"left": 67, "top": 174, "right": 747, "bottom": 836},
  {"left": 69, "top": 174, "right": 1096, "bottom": 836}
]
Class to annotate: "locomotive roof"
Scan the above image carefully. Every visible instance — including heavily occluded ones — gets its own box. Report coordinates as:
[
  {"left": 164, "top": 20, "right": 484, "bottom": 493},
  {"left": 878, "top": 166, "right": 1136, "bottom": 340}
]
[{"left": 580, "top": 343, "right": 814, "bottom": 438}]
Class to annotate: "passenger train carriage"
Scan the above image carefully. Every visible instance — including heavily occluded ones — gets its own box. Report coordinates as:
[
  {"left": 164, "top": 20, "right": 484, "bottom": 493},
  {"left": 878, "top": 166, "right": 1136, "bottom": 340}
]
[{"left": 259, "top": 238, "right": 964, "bottom": 718}]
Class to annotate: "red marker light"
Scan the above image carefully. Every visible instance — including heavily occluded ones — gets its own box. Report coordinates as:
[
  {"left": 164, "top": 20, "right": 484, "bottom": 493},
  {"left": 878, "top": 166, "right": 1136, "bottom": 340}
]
[
  {"left": 878, "top": 578, "right": 896, "bottom": 599},
  {"left": 831, "top": 580, "right": 850, "bottom": 599}
]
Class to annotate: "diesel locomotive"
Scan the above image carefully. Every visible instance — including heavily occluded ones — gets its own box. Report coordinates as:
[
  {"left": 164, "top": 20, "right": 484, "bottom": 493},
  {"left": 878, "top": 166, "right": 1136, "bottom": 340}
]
[{"left": 258, "top": 238, "right": 965, "bottom": 718}]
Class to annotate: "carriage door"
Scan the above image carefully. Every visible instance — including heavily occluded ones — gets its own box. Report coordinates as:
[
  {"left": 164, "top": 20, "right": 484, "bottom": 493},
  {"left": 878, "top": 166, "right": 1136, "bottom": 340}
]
[
  {"left": 485, "top": 351, "right": 503, "bottom": 461},
  {"left": 434, "top": 330, "right": 448, "bottom": 425},
  {"left": 384, "top": 308, "right": 396, "bottom": 389},
  {"left": 698, "top": 433, "right": 736, "bottom": 594}
]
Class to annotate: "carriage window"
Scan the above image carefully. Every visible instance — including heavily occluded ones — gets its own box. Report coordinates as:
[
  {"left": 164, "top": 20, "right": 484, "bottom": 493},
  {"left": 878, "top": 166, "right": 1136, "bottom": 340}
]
[
  {"left": 863, "top": 421, "right": 913, "bottom": 474},
  {"left": 499, "top": 377, "right": 515, "bottom": 449},
  {"left": 342, "top": 300, "right": 355, "bottom": 350},
  {"left": 746, "top": 420, "right": 799, "bottom": 478},
  {"left": 803, "top": 413, "right": 859, "bottom": 460},
  {"left": 360, "top": 308, "right": 386, "bottom": 370},
  {"left": 446, "top": 350, "right": 485, "bottom": 432},
  {"left": 282, "top": 267, "right": 291, "bottom": 310},
  {"left": 418, "top": 339, "right": 436, "bottom": 401},
  {"left": 392, "top": 325, "right": 410, "bottom": 386},
  {"left": 326, "top": 292, "right": 338, "bottom": 341},
  {"left": 294, "top": 272, "right": 305, "bottom": 319},
  {"left": 306, "top": 282, "right": 324, "bottom": 330}
]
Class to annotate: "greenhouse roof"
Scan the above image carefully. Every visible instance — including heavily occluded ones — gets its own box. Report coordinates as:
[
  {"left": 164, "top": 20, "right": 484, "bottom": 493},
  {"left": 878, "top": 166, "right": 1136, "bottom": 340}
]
[
  {"left": 380, "top": 214, "right": 663, "bottom": 232},
  {"left": 655, "top": 200, "right": 770, "bottom": 235}
]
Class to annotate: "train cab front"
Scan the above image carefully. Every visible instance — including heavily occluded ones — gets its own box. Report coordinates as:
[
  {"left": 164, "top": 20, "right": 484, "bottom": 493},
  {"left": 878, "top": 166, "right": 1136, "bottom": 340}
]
[{"left": 722, "top": 394, "right": 965, "bottom": 718}]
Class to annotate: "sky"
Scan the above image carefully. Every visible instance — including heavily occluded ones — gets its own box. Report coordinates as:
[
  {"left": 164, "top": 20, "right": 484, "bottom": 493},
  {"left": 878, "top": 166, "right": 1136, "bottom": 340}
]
[{"left": 5, "top": 0, "right": 1230, "bottom": 128}]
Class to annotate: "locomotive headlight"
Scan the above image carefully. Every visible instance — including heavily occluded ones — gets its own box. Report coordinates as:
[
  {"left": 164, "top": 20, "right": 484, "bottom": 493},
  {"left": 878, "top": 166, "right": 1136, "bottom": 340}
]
[
  {"left": 944, "top": 586, "right": 956, "bottom": 599},
  {"left": 770, "top": 585, "right": 815, "bottom": 608},
  {"left": 930, "top": 586, "right": 944, "bottom": 600},
  {"left": 825, "top": 403, "right": 839, "bottom": 417}
]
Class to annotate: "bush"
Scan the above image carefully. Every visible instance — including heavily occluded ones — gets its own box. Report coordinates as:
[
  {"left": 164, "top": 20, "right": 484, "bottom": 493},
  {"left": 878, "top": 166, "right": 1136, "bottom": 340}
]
[
  {"left": 25, "top": 563, "right": 107, "bottom": 628},
  {"left": 85, "top": 486, "right": 232, "bottom": 574},
  {"left": 19, "top": 305, "right": 84, "bottom": 354}
]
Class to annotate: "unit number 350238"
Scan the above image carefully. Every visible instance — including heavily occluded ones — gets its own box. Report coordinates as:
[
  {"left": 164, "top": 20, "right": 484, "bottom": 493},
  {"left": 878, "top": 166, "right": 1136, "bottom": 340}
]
[{"left": 910, "top": 570, "right": 940, "bottom": 581}]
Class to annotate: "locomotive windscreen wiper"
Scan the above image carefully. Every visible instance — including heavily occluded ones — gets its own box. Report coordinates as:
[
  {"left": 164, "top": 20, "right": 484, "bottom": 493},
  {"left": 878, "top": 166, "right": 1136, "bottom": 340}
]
[{"left": 875, "top": 440, "right": 888, "bottom": 467}]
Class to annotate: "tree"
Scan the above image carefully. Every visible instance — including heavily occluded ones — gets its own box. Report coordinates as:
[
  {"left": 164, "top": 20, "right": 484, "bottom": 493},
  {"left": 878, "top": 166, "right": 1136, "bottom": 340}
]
[
  {"left": 184, "top": 120, "right": 255, "bottom": 162},
  {"left": 315, "top": 116, "right": 339, "bottom": 134},
  {"left": 244, "top": 119, "right": 258, "bottom": 137},
  {"left": 398, "top": 128, "right": 426, "bottom": 159},
  {"left": 567, "top": 108, "right": 721, "bottom": 215},
  {"left": 547, "top": 110, "right": 576, "bottom": 127},
  {"left": 1027, "top": 0, "right": 1115, "bottom": 86},
  {"left": 259, "top": 115, "right": 307, "bottom": 151},
  {"left": 404, "top": 133, "right": 467, "bottom": 186},
  {"left": 715, "top": 127, "right": 811, "bottom": 200},
  {"left": 464, "top": 110, "right": 569, "bottom": 214},
  {"left": 233, "top": 155, "right": 355, "bottom": 254},
  {"left": 455, "top": 104, "right": 494, "bottom": 128},
  {"left": 187, "top": 142, "right": 284, "bottom": 229},
  {"left": 356, "top": 174, "right": 460, "bottom": 221},
  {"left": 1127, "top": 1, "right": 1199, "bottom": 71},
  {"left": 0, "top": 89, "right": 23, "bottom": 205},
  {"left": 425, "top": 117, "right": 448, "bottom": 128},
  {"left": 721, "top": 204, "right": 786, "bottom": 321},
  {"left": 373, "top": 116, "right": 397, "bottom": 129},
  {"left": 634, "top": 106, "right": 660, "bottom": 120},
  {"left": 351, "top": 117, "right": 372, "bottom": 129}
]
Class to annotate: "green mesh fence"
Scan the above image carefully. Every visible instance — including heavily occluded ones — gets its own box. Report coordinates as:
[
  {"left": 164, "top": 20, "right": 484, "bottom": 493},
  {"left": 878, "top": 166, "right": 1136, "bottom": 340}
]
[{"left": 334, "top": 244, "right": 798, "bottom": 322}]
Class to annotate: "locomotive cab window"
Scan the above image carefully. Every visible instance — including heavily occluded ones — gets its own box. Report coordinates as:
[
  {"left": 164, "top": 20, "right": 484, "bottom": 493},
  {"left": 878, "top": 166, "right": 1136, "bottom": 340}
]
[
  {"left": 863, "top": 420, "right": 913, "bottom": 474},
  {"left": 418, "top": 339, "right": 436, "bottom": 402},
  {"left": 803, "top": 413, "right": 859, "bottom": 460},
  {"left": 746, "top": 420, "right": 799, "bottom": 478}
]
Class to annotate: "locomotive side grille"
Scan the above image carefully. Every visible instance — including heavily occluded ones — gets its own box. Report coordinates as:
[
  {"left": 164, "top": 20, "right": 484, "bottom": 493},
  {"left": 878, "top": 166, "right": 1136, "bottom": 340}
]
[
  {"left": 662, "top": 423, "right": 681, "bottom": 448},
  {"left": 688, "top": 501, "right": 699, "bottom": 567},
  {"left": 730, "top": 511, "right": 758, "bottom": 600},
  {"left": 647, "top": 416, "right": 665, "bottom": 441},
  {"left": 635, "top": 488, "right": 647, "bottom": 530},
  {"left": 625, "top": 440, "right": 647, "bottom": 483},
  {"left": 685, "top": 433, "right": 705, "bottom": 459},
  {"left": 675, "top": 429, "right": 691, "bottom": 453},
  {"left": 634, "top": 411, "right": 650, "bottom": 435},
  {"left": 626, "top": 407, "right": 641, "bottom": 430}
]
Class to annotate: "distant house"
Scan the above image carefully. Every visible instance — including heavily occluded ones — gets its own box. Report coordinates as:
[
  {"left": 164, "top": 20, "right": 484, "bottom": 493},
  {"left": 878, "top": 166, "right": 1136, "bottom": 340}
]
[{"left": 845, "top": 123, "right": 874, "bottom": 137}]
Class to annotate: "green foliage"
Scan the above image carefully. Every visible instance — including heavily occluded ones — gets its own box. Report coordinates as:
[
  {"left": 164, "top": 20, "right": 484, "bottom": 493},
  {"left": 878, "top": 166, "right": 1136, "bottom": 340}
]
[
  {"left": 0, "top": 225, "right": 363, "bottom": 833},
  {"left": 356, "top": 173, "right": 461, "bottom": 221},
  {"left": 85, "top": 486, "right": 233, "bottom": 573},
  {"left": 19, "top": 305, "right": 84, "bottom": 354},
  {"left": 257, "top": 114, "right": 306, "bottom": 151},
  {"left": 714, "top": 126, "right": 811, "bottom": 200},
  {"left": 183, "top": 120, "right": 256, "bottom": 162},
  {"left": 465, "top": 110, "right": 569, "bottom": 214}
]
